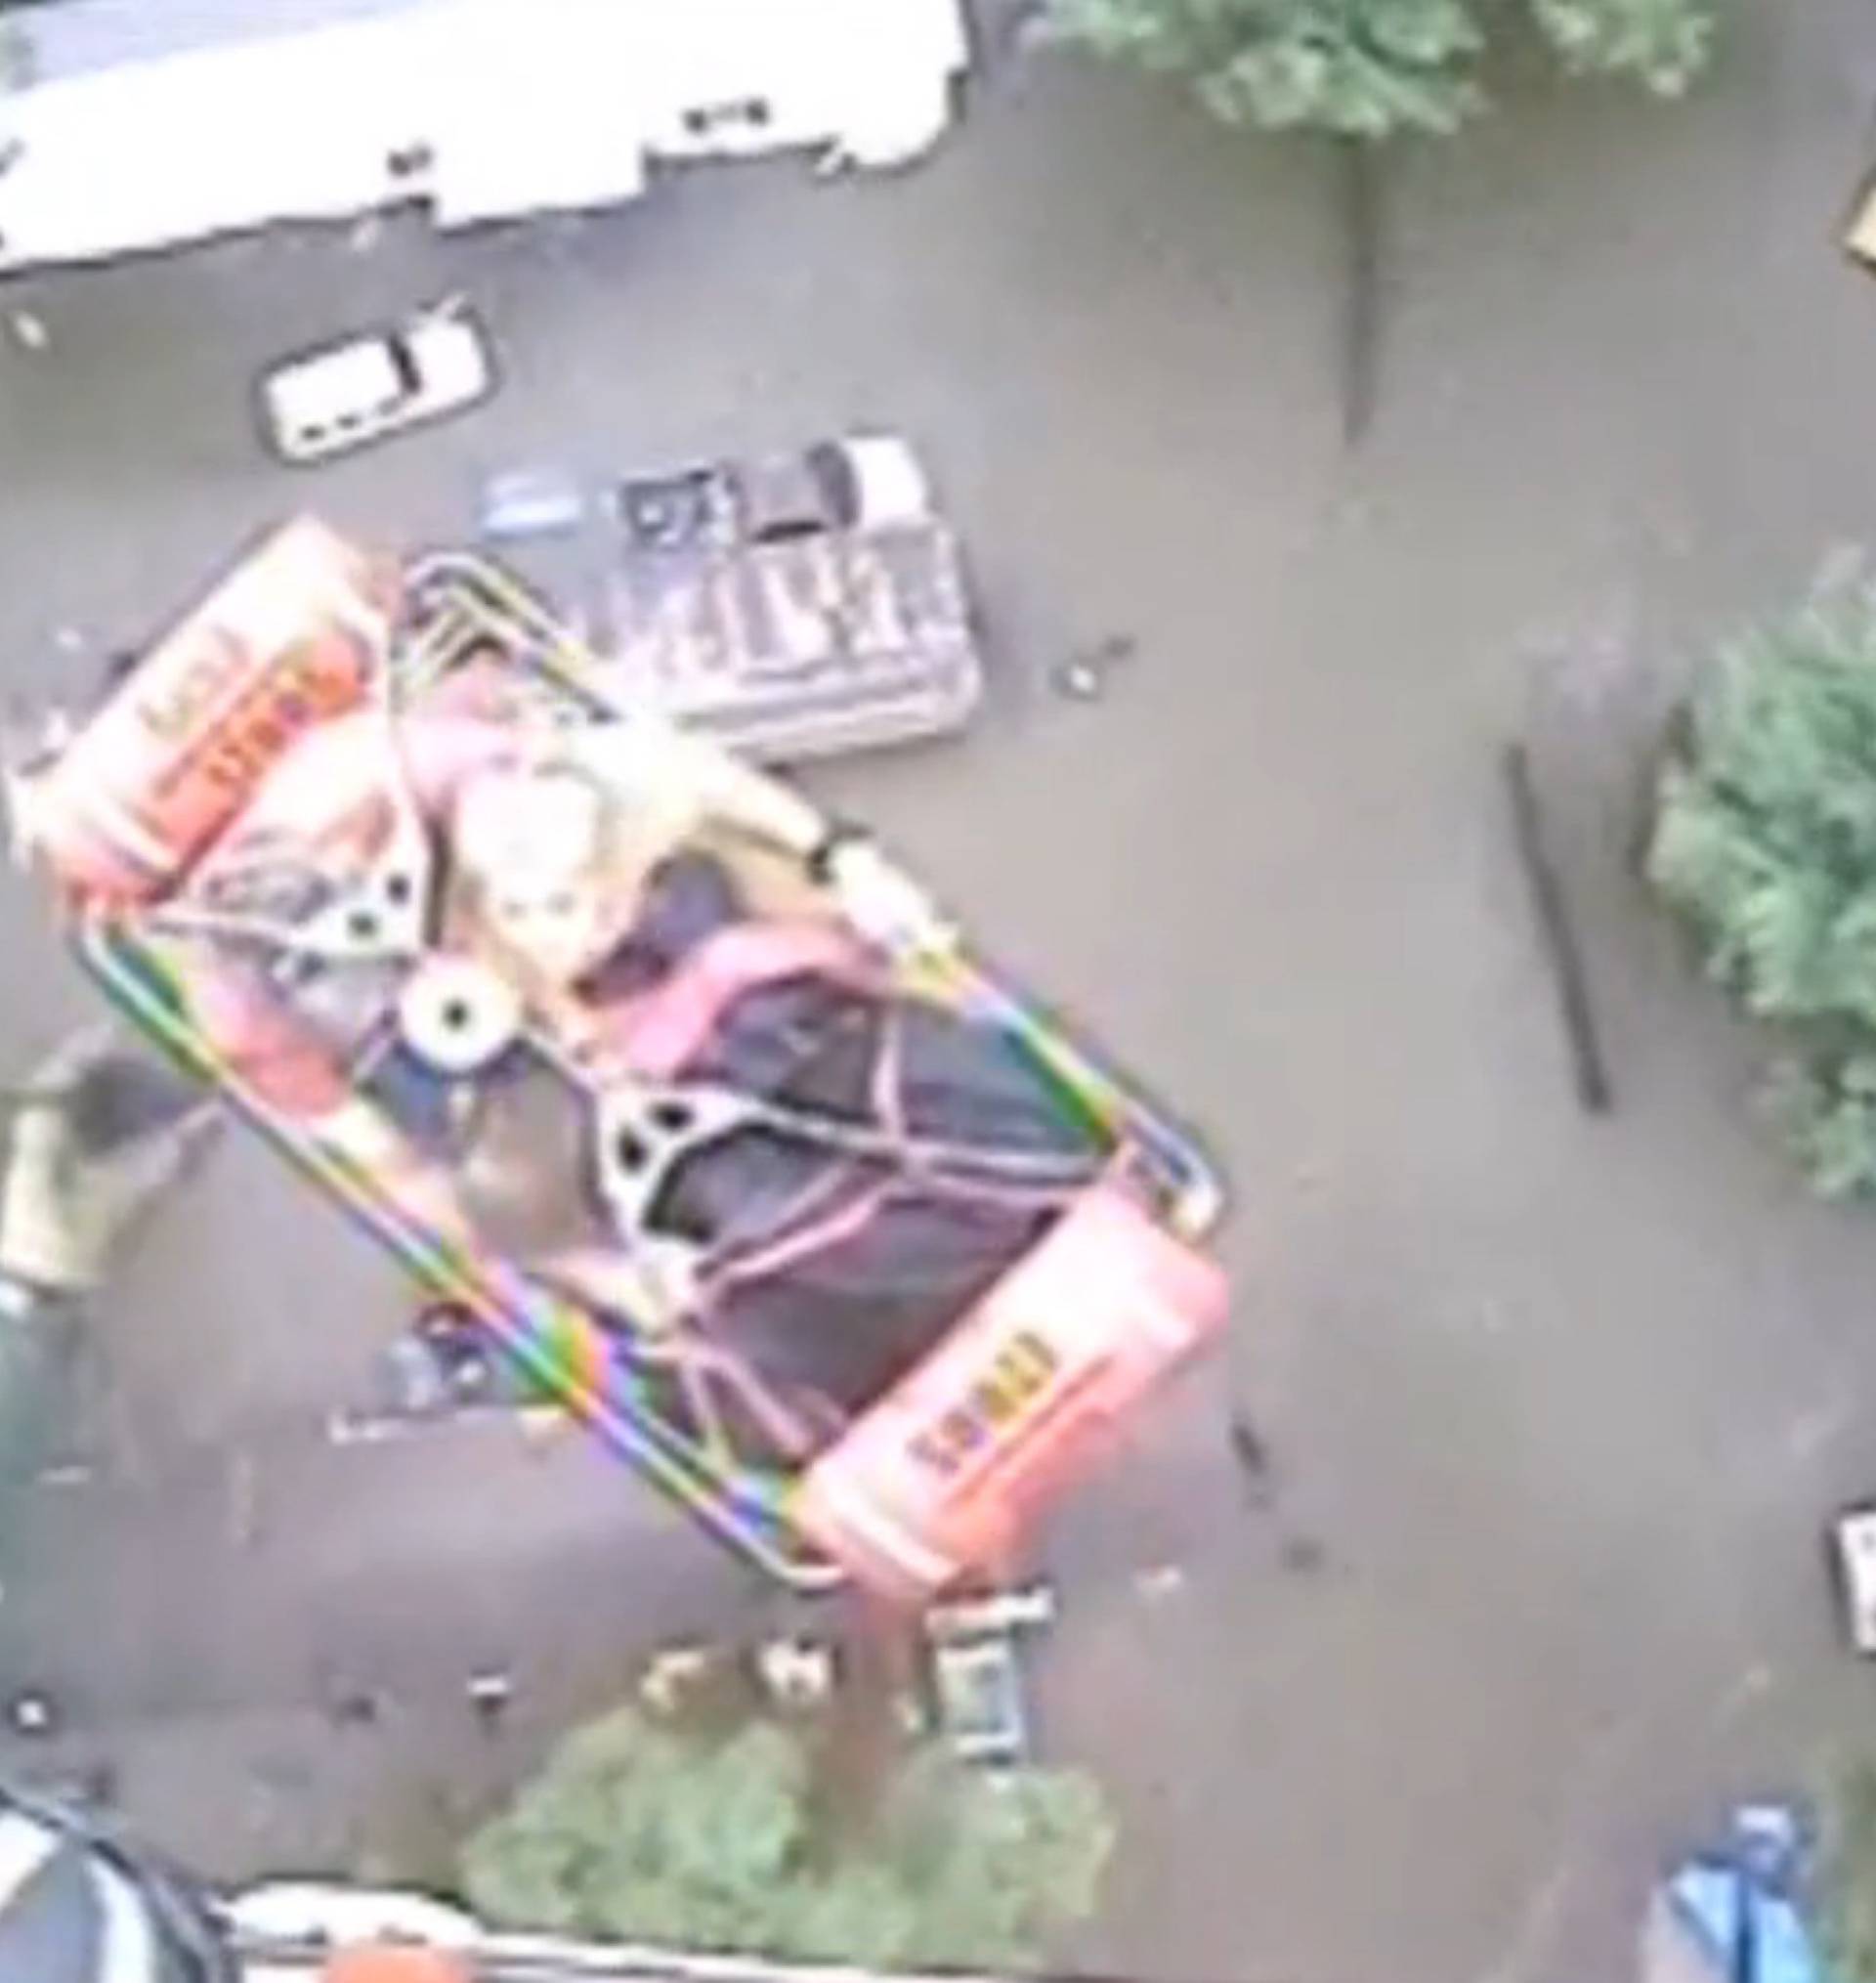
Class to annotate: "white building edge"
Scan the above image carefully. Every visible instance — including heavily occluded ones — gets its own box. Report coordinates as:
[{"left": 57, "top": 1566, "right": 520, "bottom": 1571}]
[
  {"left": 0, "top": 0, "right": 971, "bottom": 274},
  {"left": 226, "top": 1876, "right": 1080, "bottom": 1981},
  {"left": 238, "top": 1923, "right": 1038, "bottom": 1981}
]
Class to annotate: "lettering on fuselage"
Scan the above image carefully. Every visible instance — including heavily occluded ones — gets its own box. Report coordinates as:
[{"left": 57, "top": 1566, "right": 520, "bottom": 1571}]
[
  {"left": 907, "top": 1327, "right": 1061, "bottom": 1481},
  {"left": 137, "top": 627, "right": 248, "bottom": 745}
]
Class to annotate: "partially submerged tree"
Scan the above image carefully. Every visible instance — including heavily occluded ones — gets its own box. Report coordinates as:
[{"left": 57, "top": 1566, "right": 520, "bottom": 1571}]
[
  {"left": 1647, "top": 568, "right": 1876, "bottom": 1194},
  {"left": 1530, "top": 0, "right": 1715, "bottom": 94},
  {"left": 1048, "top": 0, "right": 1485, "bottom": 138},
  {"left": 460, "top": 1704, "right": 1115, "bottom": 1970},
  {"left": 1044, "top": 0, "right": 1715, "bottom": 440},
  {"left": 1045, "top": 0, "right": 1716, "bottom": 140}
]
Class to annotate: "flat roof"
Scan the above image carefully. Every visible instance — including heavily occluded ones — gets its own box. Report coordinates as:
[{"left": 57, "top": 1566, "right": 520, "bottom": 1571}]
[{"left": 11, "top": 0, "right": 435, "bottom": 85}]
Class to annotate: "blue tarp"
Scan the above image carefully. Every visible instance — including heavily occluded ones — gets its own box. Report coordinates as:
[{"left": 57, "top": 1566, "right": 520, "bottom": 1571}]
[{"left": 1657, "top": 1805, "right": 1831, "bottom": 1983}]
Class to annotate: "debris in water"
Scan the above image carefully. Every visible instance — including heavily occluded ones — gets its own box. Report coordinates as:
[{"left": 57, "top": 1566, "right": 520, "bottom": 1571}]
[
  {"left": 639, "top": 1644, "right": 713, "bottom": 1714},
  {"left": 8, "top": 310, "right": 48, "bottom": 352},
  {"left": 1503, "top": 741, "right": 1612, "bottom": 1114},
  {"left": 1050, "top": 633, "right": 1136, "bottom": 704},
  {"left": 6, "top": 1689, "right": 57, "bottom": 1737},
  {"left": 1280, "top": 1534, "right": 1328, "bottom": 1575},
  {"left": 1227, "top": 1410, "right": 1276, "bottom": 1505},
  {"left": 466, "top": 1669, "right": 513, "bottom": 1729}
]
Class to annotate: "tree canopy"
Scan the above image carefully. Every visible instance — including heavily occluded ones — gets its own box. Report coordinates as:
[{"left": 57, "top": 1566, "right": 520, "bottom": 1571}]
[
  {"left": 460, "top": 1704, "right": 1116, "bottom": 1970},
  {"left": 1045, "top": 0, "right": 1716, "bottom": 139},
  {"left": 1646, "top": 568, "right": 1876, "bottom": 1195}
]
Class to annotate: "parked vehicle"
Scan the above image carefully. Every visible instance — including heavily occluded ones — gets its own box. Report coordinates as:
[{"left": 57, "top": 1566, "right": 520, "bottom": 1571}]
[
  {"left": 1833, "top": 1504, "right": 1876, "bottom": 1652},
  {"left": 922, "top": 1585, "right": 1054, "bottom": 1766},
  {"left": 259, "top": 300, "right": 493, "bottom": 464},
  {"left": 1845, "top": 162, "right": 1876, "bottom": 272},
  {"left": 474, "top": 433, "right": 982, "bottom": 761},
  {"left": 614, "top": 434, "right": 935, "bottom": 549}
]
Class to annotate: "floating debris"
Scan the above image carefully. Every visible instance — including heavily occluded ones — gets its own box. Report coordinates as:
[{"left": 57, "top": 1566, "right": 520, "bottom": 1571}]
[
  {"left": 1050, "top": 633, "right": 1136, "bottom": 704},
  {"left": 1227, "top": 1410, "right": 1276, "bottom": 1506},
  {"left": 466, "top": 1669, "right": 513, "bottom": 1729},
  {"left": 1504, "top": 741, "right": 1612, "bottom": 1114},
  {"left": 6, "top": 1689, "right": 58, "bottom": 1738},
  {"left": 1279, "top": 1534, "right": 1328, "bottom": 1576},
  {"left": 638, "top": 1644, "right": 712, "bottom": 1715},
  {"left": 755, "top": 1636, "right": 835, "bottom": 1708}
]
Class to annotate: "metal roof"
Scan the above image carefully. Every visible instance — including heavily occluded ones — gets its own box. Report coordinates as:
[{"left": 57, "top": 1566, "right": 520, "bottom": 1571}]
[{"left": 0, "top": 1799, "right": 231, "bottom": 1983}]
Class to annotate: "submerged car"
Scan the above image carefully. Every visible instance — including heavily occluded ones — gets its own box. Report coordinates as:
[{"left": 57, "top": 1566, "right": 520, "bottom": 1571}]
[
  {"left": 611, "top": 432, "right": 935, "bottom": 550},
  {"left": 1834, "top": 1504, "right": 1876, "bottom": 1653},
  {"left": 922, "top": 1584, "right": 1054, "bottom": 1766},
  {"left": 259, "top": 299, "right": 493, "bottom": 464},
  {"left": 7, "top": 519, "right": 1226, "bottom": 1599},
  {"left": 475, "top": 433, "right": 982, "bottom": 762}
]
